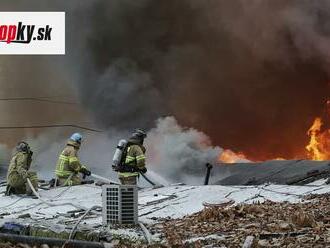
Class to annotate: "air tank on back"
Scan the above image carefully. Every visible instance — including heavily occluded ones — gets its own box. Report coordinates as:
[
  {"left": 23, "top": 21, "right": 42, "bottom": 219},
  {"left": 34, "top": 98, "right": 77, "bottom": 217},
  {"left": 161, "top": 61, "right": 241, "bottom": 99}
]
[{"left": 112, "top": 139, "right": 128, "bottom": 167}]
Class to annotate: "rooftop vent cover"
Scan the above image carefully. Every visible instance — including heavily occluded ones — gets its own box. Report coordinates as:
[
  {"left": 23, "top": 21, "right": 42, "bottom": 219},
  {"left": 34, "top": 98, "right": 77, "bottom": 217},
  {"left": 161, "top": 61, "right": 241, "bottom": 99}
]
[{"left": 102, "top": 184, "right": 138, "bottom": 225}]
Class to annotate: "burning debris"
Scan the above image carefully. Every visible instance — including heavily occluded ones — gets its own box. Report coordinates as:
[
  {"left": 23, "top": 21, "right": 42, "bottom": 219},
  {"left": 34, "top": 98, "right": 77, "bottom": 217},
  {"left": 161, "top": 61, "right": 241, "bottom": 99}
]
[
  {"left": 218, "top": 149, "right": 250, "bottom": 164},
  {"left": 218, "top": 103, "right": 330, "bottom": 164},
  {"left": 306, "top": 117, "right": 330, "bottom": 161}
]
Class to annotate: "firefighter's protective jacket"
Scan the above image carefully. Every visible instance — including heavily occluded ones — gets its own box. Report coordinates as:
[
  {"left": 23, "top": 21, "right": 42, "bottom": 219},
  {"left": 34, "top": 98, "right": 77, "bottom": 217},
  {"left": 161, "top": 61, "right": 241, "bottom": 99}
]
[
  {"left": 118, "top": 138, "right": 146, "bottom": 178},
  {"left": 7, "top": 151, "right": 31, "bottom": 183},
  {"left": 55, "top": 140, "right": 88, "bottom": 182},
  {"left": 7, "top": 151, "right": 38, "bottom": 194}
]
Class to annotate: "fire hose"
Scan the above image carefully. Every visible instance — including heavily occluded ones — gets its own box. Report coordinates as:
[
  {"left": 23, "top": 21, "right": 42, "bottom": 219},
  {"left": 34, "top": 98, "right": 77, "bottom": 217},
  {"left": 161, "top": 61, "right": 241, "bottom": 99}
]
[
  {"left": 62, "top": 206, "right": 100, "bottom": 248},
  {"left": 26, "top": 178, "right": 101, "bottom": 213},
  {"left": 90, "top": 173, "right": 120, "bottom": 185},
  {"left": 140, "top": 172, "right": 156, "bottom": 186},
  {"left": 27, "top": 177, "right": 155, "bottom": 245},
  {"left": 91, "top": 172, "right": 162, "bottom": 188},
  {"left": 139, "top": 222, "right": 152, "bottom": 245},
  {"left": 26, "top": 178, "right": 102, "bottom": 247}
]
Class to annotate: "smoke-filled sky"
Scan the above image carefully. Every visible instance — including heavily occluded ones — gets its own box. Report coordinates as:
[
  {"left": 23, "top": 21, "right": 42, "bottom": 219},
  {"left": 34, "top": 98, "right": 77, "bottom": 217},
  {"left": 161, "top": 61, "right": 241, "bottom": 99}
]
[{"left": 0, "top": 0, "right": 329, "bottom": 161}]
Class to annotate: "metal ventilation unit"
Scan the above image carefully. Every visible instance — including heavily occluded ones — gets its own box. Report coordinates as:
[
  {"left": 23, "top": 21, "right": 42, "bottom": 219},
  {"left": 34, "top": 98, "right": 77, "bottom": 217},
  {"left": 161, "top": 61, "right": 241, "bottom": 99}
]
[{"left": 102, "top": 184, "right": 138, "bottom": 225}]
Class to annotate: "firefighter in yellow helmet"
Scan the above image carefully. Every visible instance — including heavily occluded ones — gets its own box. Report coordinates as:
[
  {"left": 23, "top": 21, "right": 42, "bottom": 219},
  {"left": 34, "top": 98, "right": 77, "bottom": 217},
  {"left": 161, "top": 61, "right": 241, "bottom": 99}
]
[
  {"left": 5, "top": 141, "right": 38, "bottom": 196},
  {"left": 117, "top": 129, "right": 147, "bottom": 185},
  {"left": 55, "top": 133, "right": 91, "bottom": 186}
]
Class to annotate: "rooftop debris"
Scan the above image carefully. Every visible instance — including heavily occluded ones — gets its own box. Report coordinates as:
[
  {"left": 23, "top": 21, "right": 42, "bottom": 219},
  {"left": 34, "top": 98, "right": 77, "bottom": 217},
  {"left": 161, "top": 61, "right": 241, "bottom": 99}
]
[
  {"left": 1, "top": 182, "right": 330, "bottom": 247},
  {"left": 149, "top": 193, "right": 330, "bottom": 247}
]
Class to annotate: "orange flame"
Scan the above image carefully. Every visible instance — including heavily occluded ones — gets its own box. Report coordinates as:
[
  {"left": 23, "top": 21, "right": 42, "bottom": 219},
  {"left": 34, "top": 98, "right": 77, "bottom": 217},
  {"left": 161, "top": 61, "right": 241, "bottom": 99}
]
[
  {"left": 218, "top": 149, "right": 250, "bottom": 163},
  {"left": 305, "top": 117, "right": 330, "bottom": 161},
  {"left": 217, "top": 101, "right": 330, "bottom": 163}
]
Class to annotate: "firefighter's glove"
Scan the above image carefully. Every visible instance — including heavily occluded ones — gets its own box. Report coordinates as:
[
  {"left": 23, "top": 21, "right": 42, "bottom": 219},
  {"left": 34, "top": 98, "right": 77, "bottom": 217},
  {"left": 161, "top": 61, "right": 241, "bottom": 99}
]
[
  {"left": 140, "top": 167, "right": 147, "bottom": 174},
  {"left": 81, "top": 167, "right": 91, "bottom": 177},
  {"left": 84, "top": 170, "right": 92, "bottom": 177}
]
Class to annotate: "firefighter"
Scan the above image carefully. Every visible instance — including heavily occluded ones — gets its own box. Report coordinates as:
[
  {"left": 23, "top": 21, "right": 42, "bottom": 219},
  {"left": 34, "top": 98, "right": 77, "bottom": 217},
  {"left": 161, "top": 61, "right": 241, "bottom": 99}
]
[
  {"left": 55, "top": 133, "right": 91, "bottom": 186},
  {"left": 118, "top": 129, "right": 147, "bottom": 185},
  {"left": 5, "top": 141, "right": 38, "bottom": 196}
]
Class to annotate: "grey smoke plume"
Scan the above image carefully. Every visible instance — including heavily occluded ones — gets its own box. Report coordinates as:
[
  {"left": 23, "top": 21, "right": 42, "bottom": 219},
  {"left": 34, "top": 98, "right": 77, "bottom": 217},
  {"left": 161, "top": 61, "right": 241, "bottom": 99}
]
[{"left": 146, "top": 116, "right": 221, "bottom": 184}]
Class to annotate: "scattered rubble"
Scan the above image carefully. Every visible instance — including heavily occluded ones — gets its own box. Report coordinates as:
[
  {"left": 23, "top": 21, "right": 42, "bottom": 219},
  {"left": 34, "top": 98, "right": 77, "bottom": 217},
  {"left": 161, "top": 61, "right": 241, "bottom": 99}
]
[{"left": 149, "top": 193, "right": 330, "bottom": 247}]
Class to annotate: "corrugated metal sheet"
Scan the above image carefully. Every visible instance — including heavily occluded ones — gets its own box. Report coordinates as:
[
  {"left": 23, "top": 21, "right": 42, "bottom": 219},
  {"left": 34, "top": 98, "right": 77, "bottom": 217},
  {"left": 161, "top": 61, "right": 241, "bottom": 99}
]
[{"left": 213, "top": 160, "right": 330, "bottom": 185}]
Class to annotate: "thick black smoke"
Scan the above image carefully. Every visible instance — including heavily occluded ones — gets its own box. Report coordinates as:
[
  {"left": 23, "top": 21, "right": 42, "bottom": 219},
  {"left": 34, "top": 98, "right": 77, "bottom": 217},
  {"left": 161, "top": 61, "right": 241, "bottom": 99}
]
[{"left": 75, "top": 0, "right": 330, "bottom": 160}]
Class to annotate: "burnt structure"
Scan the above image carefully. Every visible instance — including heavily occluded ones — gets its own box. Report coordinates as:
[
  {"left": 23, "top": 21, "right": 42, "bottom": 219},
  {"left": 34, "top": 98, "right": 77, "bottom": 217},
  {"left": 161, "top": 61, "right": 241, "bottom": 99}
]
[{"left": 213, "top": 160, "right": 330, "bottom": 186}]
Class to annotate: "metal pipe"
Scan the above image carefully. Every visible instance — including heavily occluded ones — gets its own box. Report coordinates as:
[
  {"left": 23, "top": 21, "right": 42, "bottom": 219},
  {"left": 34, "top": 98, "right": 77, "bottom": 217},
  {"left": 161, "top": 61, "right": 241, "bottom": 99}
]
[
  {"left": 0, "top": 233, "right": 107, "bottom": 248},
  {"left": 204, "top": 163, "right": 213, "bottom": 185}
]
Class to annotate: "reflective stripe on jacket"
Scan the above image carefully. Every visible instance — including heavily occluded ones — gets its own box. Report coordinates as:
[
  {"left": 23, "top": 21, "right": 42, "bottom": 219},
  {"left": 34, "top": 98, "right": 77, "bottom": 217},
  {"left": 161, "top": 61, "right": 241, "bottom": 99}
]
[
  {"left": 118, "top": 144, "right": 146, "bottom": 178},
  {"left": 55, "top": 141, "right": 86, "bottom": 178}
]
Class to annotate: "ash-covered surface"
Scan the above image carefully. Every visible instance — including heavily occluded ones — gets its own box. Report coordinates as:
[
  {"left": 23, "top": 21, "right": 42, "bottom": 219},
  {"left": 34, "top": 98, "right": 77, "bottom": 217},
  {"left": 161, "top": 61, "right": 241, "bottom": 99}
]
[
  {"left": 1, "top": 180, "right": 330, "bottom": 246},
  {"left": 213, "top": 160, "right": 330, "bottom": 185}
]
